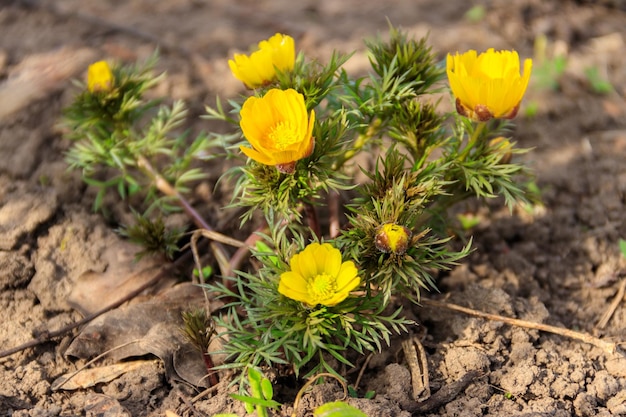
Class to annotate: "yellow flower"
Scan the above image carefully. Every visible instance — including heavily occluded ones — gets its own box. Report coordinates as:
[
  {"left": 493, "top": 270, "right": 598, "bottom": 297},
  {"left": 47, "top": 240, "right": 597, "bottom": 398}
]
[
  {"left": 229, "top": 33, "right": 295, "bottom": 89},
  {"left": 446, "top": 48, "right": 532, "bottom": 122},
  {"left": 239, "top": 88, "right": 315, "bottom": 174},
  {"left": 87, "top": 60, "right": 114, "bottom": 93},
  {"left": 278, "top": 243, "right": 360, "bottom": 307},
  {"left": 374, "top": 223, "right": 412, "bottom": 255}
]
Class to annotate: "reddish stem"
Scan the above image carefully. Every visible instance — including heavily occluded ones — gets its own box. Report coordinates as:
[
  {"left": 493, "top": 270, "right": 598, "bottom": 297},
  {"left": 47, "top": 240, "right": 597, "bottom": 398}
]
[
  {"left": 304, "top": 202, "right": 321, "bottom": 239},
  {"left": 202, "top": 352, "right": 219, "bottom": 386}
]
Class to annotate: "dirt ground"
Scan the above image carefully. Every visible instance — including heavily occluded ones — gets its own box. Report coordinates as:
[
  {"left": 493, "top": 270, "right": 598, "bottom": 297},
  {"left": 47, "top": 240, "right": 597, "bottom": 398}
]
[{"left": 1, "top": 0, "right": 626, "bottom": 416}]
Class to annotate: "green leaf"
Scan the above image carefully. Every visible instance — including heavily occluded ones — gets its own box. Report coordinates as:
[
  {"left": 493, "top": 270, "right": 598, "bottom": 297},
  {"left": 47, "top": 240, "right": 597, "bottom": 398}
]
[
  {"left": 260, "top": 377, "right": 274, "bottom": 401},
  {"left": 314, "top": 401, "right": 368, "bottom": 417},
  {"left": 619, "top": 239, "right": 626, "bottom": 258},
  {"left": 229, "top": 394, "right": 281, "bottom": 409},
  {"left": 192, "top": 266, "right": 214, "bottom": 280}
]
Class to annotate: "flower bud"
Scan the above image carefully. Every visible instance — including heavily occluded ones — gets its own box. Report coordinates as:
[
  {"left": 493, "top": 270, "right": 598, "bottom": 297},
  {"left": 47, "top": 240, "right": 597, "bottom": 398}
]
[
  {"left": 488, "top": 137, "right": 513, "bottom": 164},
  {"left": 374, "top": 223, "right": 412, "bottom": 255},
  {"left": 87, "top": 61, "right": 114, "bottom": 93}
]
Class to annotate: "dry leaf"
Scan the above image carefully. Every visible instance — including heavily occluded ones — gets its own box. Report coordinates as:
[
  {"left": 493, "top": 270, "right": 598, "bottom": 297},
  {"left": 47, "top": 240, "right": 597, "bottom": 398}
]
[
  {"left": 65, "top": 283, "right": 224, "bottom": 388},
  {"left": 68, "top": 240, "right": 177, "bottom": 316},
  {"left": 51, "top": 360, "right": 155, "bottom": 391}
]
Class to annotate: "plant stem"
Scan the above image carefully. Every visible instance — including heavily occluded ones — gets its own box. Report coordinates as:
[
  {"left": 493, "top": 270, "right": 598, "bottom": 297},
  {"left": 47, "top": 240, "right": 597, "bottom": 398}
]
[
  {"left": 202, "top": 352, "right": 220, "bottom": 386},
  {"left": 136, "top": 155, "right": 231, "bottom": 276},
  {"left": 458, "top": 121, "right": 486, "bottom": 162},
  {"left": 304, "top": 202, "right": 321, "bottom": 239}
]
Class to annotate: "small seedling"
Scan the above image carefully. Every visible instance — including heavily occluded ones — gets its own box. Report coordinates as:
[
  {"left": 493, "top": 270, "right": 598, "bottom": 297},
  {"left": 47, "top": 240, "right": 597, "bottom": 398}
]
[
  {"left": 230, "top": 367, "right": 281, "bottom": 417},
  {"left": 523, "top": 100, "right": 539, "bottom": 118},
  {"left": 347, "top": 385, "right": 375, "bottom": 399},
  {"left": 465, "top": 5, "right": 486, "bottom": 22},
  {"left": 193, "top": 266, "right": 214, "bottom": 281},
  {"left": 313, "top": 401, "right": 368, "bottom": 417},
  {"left": 532, "top": 34, "right": 567, "bottom": 92},
  {"left": 533, "top": 55, "right": 567, "bottom": 91},
  {"left": 584, "top": 66, "right": 613, "bottom": 94},
  {"left": 255, "top": 240, "right": 280, "bottom": 267},
  {"left": 457, "top": 213, "right": 482, "bottom": 231}
]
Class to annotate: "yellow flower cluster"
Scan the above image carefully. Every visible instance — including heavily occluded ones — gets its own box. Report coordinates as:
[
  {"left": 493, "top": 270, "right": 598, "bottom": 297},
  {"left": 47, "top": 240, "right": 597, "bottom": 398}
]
[
  {"left": 229, "top": 34, "right": 314, "bottom": 173},
  {"left": 87, "top": 60, "right": 114, "bottom": 93},
  {"left": 446, "top": 48, "right": 532, "bottom": 122},
  {"left": 229, "top": 33, "right": 295, "bottom": 89},
  {"left": 278, "top": 243, "right": 360, "bottom": 307}
]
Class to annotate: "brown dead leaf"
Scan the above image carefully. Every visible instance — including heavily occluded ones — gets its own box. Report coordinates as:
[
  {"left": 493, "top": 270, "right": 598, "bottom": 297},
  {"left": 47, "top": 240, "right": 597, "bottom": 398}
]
[
  {"left": 51, "top": 359, "right": 155, "bottom": 391},
  {"left": 68, "top": 240, "right": 177, "bottom": 316},
  {"left": 83, "top": 393, "right": 132, "bottom": 417},
  {"left": 65, "top": 283, "right": 224, "bottom": 388}
]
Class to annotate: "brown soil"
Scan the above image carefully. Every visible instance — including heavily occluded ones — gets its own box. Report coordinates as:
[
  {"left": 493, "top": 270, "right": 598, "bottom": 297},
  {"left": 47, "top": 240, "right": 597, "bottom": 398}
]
[{"left": 1, "top": 1, "right": 626, "bottom": 416}]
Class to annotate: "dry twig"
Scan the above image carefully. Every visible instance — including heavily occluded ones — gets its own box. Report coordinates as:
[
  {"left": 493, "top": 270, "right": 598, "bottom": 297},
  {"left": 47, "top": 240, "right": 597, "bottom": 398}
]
[
  {"left": 596, "top": 278, "right": 626, "bottom": 330},
  {"left": 401, "top": 336, "right": 431, "bottom": 402},
  {"left": 421, "top": 298, "right": 621, "bottom": 355}
]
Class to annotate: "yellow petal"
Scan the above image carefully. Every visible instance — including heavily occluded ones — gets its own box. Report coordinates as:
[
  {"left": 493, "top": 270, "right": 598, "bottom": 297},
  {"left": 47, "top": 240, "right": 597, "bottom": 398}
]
[
  {"left": 278, "top": 271, "right": 310, "bottom": 302},
  {"left": 239, "top": 145, "right": 275, "bottom": 166},
  {"left": 319, "top": 243, "right": 342, "bottom": 277},
  {"left": 295, "top": 242, "right": 320, "bottom": 278},
  {"left": 335, "top": 261, "right": 360, "bottom": 293}
]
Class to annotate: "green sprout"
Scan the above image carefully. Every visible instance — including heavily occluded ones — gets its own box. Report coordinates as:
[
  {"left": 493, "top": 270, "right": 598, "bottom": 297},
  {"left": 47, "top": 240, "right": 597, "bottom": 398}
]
[
  {"left": 230, "top": 367, "right": 281, "bottom": 417},
  {"left": 465, "top": 5, "right": 486, "bottom": 22},
  {"left": 457, "top": 213, "right": 482, "bottom": 231},
  {"left": 314, "top": 401, "right": 368, "bottom": 417},
  {"left": 584, "top": 66, "right": 613, "bottom": 94},
  {"left": 532, "top": 34, "right": 567, "bottom": 92}
]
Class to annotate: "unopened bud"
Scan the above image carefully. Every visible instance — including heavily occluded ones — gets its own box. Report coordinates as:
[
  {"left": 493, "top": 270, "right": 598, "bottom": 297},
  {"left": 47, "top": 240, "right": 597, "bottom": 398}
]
[
  {"left": 374, "top": 223, "right": 412, "bottom": 255},
  {"left": 87, "top": 61, "right": 114, "bottom": 93},
  {"left": 488, "top": 137, "right": 513, "bottom": 164}
]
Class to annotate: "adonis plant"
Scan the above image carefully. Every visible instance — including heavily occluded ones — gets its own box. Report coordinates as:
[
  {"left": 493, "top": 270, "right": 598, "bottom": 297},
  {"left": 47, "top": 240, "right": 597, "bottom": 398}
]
[{"left": 62, "top": 26, "right": 533, "bottom": 384}]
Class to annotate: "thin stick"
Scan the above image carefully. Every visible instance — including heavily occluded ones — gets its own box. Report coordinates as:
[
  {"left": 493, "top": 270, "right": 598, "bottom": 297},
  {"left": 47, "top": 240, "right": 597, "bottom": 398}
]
[
  {"left": 402, "top": 337, "right": 430, "bottom": 401},
  {"left": 421, "top": 298, "right": 619, "bottom": 355},
  {"left": 292, "top": 373, "right": 347, "bottom": 417},
  {"left": 353, "top": 353, "right": 373, "bottom": 391},
  {"left": 51, "top": 340, "right": 142, "bottom": 390},
  {"left": 596, "top": 279, "right": 626, "bottom": 330},
  {"left": 191, "top": 379, "right": 224, "bottom": 402},
  {"left": 226, "top": 226, "right": 266, "bottom": 278}
]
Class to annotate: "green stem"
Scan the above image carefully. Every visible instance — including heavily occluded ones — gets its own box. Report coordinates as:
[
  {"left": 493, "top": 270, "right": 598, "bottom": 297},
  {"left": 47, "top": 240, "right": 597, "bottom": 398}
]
[{"left": 458, "top": 121, "right": 486, "bottom": 162}]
